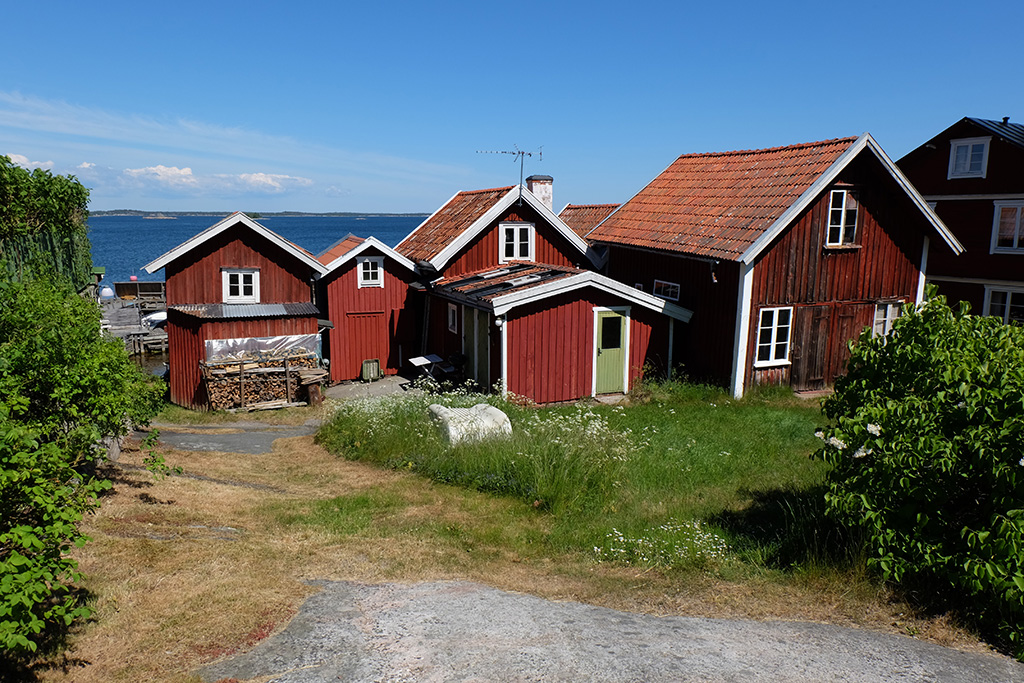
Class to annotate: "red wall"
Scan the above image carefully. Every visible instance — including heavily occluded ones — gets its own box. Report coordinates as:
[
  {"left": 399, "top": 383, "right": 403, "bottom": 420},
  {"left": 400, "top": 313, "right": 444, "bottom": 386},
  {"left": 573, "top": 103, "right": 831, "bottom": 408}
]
[
  {"left": 321, "top": 255, "right": 421, "bottom": 381},
  {"left": 167, "top": 312, "right": 318, "bottom": 408},
  {"left": 441, "top": 204, "right": 586, "bottom": 278},
  {"left": 504, "top": 289, "right": 662, "bottom": 404},
  {"left": 165, "top": 225, "right": 314, "bottom": 305}
]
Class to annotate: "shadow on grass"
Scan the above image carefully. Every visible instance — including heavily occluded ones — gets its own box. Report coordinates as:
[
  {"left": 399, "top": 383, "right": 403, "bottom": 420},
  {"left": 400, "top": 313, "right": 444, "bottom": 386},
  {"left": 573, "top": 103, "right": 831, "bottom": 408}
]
[{"left": 711, "top": 485, "right": 864, "bottom": 570}]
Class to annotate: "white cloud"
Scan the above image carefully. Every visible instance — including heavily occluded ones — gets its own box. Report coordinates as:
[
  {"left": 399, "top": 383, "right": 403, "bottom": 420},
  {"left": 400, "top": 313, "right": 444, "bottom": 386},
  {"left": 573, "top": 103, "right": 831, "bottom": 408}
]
[
  {"left": 235, "top": 172, "right": 314, "bottom": 193},
  {"left": 77, "top": 161, "right": 95, "bottom": 169},
  {"left": 123, "top": 165, "right": 198, "bottom": 188},
  {"left": 7, "top": 153, "right": 53, "bottom": 170}
]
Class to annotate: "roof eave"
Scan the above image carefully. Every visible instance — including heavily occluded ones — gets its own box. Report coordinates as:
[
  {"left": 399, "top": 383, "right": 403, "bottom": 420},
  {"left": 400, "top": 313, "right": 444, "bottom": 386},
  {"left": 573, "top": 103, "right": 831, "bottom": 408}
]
[{"left": 322, "top": 236, "right": 418, "bottom": 274}]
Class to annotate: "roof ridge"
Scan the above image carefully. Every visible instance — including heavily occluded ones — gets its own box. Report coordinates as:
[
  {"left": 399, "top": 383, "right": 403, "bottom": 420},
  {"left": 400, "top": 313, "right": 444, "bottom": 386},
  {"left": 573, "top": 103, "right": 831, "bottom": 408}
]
[
  {"left": 674, "top": 136, "right": 858, "bottom": 160},
  {"left": 458, "top": 185, "right": 516, "bottom": 195},
  {"left": 563, "top": 203, "right": 620, "bottom": 208}
]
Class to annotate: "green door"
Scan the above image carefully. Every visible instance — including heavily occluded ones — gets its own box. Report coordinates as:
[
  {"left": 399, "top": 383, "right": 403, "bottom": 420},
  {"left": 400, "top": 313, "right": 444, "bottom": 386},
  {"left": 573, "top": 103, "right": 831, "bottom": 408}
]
[
  {"left": 463, "top": 307, "right": 490, "bottom": 390},
  {"left": 596, "top": 310, "right": 626, "bottom": 394}
]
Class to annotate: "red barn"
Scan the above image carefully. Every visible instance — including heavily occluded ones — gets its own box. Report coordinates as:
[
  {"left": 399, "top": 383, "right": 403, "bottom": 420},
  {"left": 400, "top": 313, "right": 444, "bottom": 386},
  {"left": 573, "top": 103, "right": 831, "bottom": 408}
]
[
  {"left": 897, "top": 117, "right": 1024, "bottom": 323},
  {"left": 395, "top": 176, "right": 691, "bottom": 402},
  {"left": 317, "top": 235, "right": 422, "bottom": 382},
  {"left": 143, "top": 213, "right": 327, "bottom": 408},
  {"left": 587, "top": 134, "right": 963, "bottom": 397}
]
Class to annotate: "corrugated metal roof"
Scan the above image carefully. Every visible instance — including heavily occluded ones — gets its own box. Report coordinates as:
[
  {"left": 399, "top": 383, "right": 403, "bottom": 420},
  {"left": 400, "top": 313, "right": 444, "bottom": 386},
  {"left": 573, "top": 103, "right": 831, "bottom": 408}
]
[
  {"left": 433, "top": 263, "right": 582, "bottom": 305},
  {"left": 317, "top": 234, "right": 365, "bottom": 265},
  {"left": 395, "top": 187, "right": 514, "bottom": 262},
  {"left": 171, "top": 302, "right": 320, "bottom": 319},
  {"left": 588, "top": 138, "right": 858, "bottom": 262},
  {"left": 558, "top": 203, "right": 619, "bottom": 238},
  {"left": 967, "top": 117, "right": 1024, "bottom": 150}
]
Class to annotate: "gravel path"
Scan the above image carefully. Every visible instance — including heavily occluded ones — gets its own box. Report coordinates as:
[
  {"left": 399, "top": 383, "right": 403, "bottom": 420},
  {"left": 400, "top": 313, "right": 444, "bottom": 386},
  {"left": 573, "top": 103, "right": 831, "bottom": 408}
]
[{"left": 198, "top": 580, "right": 1023, "bottom": 683}]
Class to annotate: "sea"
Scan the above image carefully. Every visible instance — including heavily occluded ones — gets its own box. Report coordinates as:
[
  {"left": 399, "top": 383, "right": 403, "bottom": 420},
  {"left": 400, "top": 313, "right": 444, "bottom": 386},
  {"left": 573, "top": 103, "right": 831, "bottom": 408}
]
[{"left": 88, "top": 214, "right": 426, "bottom": 286}]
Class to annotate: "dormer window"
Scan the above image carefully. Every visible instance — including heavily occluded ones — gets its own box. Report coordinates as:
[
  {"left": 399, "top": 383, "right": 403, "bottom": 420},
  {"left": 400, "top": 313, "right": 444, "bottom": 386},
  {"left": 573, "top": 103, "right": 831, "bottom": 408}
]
[
  {"left": 499, "top": 222, "right": 535, "bottom": 263},
  {"left": 826, "top": 189, "right": 858, "bottom": 246},
  {"left": 947, "top": 137, "right": 990, "bottom": 179},
  {"left": 357, "top": 257, "right": 384, "bottom": 288},
  {"left": 222, "top": 268, "right": 259, "bottom": 304}
]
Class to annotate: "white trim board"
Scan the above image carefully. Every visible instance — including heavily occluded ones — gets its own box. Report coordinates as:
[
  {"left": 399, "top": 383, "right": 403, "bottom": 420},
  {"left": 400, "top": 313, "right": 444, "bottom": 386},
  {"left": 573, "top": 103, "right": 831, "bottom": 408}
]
[
  {"left": 321, "top": 236, "right": 417, "bottom": 275},
  {"left": 143, "top": 212, "right": 326, "bottom": 275}
]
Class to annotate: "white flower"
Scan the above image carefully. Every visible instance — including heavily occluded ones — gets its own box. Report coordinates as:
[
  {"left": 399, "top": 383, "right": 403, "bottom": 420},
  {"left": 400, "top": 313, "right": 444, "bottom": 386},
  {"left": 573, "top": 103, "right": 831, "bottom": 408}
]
[
  {"left": 867, "top": 424, "right": 881, "bottom": 436},
  {"left": 815, "top": 430, "right": 825, "bottom": 440},
  {"left": 827, "top": 436, "right": 847, "bottom": 450},
  {"left": 853, "top": 446, "right": 872, "bottom": 459},
  {"left": 1019, "top": 456, "right": 1024, "bottom": 467}
]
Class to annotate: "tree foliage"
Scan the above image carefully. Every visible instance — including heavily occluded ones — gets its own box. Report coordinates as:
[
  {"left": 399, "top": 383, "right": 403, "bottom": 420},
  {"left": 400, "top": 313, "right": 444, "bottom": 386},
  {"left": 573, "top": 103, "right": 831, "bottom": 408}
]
[
  {"left": 0, "top": 277, "right": 163, "bottom": 654},
  {"left": 0, "top": 156, "right": 92, "bottom": 289},
  {"left": 814, "top": 292, "right": 1024, "bottom": 655}
]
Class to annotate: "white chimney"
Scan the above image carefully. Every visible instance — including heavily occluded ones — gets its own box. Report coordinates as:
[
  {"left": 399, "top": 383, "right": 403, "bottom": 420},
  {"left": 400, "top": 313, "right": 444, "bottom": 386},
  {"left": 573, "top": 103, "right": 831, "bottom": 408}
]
[{"left": 526, "top": 175, "right": 553, "bottom": 211}]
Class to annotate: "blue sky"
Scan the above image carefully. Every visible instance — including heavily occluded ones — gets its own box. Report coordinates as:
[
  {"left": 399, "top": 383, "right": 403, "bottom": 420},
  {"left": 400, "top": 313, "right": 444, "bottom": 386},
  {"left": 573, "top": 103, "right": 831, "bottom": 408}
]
[{"left": 3, "top": 1, "right": 1021, "bottom": 213}]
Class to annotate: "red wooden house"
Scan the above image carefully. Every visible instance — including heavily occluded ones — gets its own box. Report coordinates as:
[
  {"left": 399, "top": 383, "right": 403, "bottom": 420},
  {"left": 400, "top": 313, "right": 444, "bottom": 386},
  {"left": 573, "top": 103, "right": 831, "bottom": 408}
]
[
  {"left": 395, "top": 176, "right": 691, "bottom": 402},
  {"left": 587, "top": 134, "right": 963, "bottom": 397},
  {"left": 316, "top": 234, "right": 421, "bottom": 382},
  {"left": 897, "top": 117, "right": 1024, "bottom": 324},
  {"left": 143, "top": 212, "right": 327, "bottom": 408}
]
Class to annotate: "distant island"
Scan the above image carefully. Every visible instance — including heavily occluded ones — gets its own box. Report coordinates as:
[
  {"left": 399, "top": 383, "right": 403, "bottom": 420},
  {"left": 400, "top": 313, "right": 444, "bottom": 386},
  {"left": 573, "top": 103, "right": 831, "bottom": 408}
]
[{"left": 90, "top": 210, "right": 428, "bottom": 218}]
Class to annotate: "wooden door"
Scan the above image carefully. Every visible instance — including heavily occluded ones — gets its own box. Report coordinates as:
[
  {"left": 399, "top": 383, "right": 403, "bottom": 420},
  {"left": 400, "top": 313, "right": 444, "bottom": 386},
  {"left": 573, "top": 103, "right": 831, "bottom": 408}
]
[
  {"left": 596, "top": 310, "right": 626, "bottom": 394},
  {"left": 462, "top": 307, "right": 490, "bottom": 390},
  {"left": 790, "top": 305, "right": 830, "bottom": 392}
]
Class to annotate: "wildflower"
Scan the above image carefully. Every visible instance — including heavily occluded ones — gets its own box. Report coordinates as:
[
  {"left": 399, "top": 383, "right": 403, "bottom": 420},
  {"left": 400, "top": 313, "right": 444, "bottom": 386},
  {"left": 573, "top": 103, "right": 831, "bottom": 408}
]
[
  {"left": 866, "top": 423, "right": 881, "bottom": 436},
  {"left": 814, "top": 430, "right": 825, "bottom": 440},
  {"left": 853, "top": 446, "right": 872, "bottom": 459},
  {"left": 827, "top": 436, "right": 847, "bottom": 450}
]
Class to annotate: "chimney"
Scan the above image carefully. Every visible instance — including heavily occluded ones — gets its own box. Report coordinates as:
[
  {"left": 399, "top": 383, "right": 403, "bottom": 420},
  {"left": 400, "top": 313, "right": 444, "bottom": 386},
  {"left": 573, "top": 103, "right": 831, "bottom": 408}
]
[
  {"left": 1003, "top": 116, "right": 1010, "bottom": 125},
  {"left": 526, "top": 175, "right": 553, "bottom": 211}
]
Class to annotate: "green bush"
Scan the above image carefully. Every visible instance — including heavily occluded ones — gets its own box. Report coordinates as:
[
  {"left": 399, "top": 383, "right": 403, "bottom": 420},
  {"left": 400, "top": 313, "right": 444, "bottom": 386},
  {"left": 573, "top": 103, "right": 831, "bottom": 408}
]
[
  {"left": 0, "top": 278, "right": 163, "bottom": 654},
  {"left": 814, "top": 292, "right": 1024, "bottom": 655}
]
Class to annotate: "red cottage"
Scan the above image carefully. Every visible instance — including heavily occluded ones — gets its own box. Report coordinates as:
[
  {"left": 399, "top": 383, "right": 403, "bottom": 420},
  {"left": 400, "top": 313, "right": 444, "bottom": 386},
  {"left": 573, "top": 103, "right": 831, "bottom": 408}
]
[
  {"left": 587, "top": 134, "right": 963, "bottom": 397},
  {"left": 144, "top": 213, "right": 327, "bottom": 408},
  {"left": 395, "top": 176, "right": 691, "bottom": 402},
  {"left": 897, "top": 117, "right": 1024, "bottom": 323},
  {"left": 317, "top": 234, "right": 421, "bottom": 382}
]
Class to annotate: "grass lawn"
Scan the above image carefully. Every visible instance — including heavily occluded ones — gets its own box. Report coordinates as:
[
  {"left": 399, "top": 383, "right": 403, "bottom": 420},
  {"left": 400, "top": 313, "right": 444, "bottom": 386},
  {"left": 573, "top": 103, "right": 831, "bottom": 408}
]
[{"left": 27, "top": 383, "right": 990, "bottom": 681}]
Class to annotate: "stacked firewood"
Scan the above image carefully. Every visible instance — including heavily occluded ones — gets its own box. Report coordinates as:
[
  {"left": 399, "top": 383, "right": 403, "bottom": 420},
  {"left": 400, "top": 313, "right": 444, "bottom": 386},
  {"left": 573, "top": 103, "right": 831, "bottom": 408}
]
[{"left": 201, "top": 351, "right": 323, "bottom": 411}]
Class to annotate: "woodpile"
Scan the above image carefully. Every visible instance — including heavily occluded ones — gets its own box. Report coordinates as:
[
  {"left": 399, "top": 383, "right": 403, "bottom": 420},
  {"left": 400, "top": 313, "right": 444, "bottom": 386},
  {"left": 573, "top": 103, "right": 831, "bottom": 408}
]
[{"left": 201, "top": 350, "right": 326, "bottom": 411}]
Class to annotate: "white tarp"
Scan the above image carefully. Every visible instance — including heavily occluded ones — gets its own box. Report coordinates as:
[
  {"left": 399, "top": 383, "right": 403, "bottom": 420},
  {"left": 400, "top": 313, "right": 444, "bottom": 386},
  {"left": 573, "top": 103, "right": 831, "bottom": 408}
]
[{"left": 205, "top": 333, "right": 320, "bottom": 363}]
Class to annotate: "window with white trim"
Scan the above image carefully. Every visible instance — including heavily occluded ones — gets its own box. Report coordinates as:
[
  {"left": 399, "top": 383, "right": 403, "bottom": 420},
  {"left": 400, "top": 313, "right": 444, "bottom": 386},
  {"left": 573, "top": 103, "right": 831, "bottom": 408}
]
[
  {"left": 499, "top": 222, "right": 534, "bottom": 262},
  {"left": 992, "top": 202, "right": 1024, "bottom": 253},
  {"left": 873, "top": 302, "right": 902, "bottom": 337},
  {"left": 447, "top": 302, "right": 458, "bottom": 333},
  {"left": 357, "top": 257, "right": 384, "bottom": 288},
  {"left": 653, "top": 280, "right": 680, "bottom": 301},
  {"left": 826, "top": 190, "right": 858, "bottom": 246},
  {"left": 986, "top": 288, "right": 1024, "bottom": 326},
  {"left": 755, "top": 306, "right": 792, "bottom": 366},
  {"left": 947, "top": 137, "right": 990, "bottom": 179},
  {"left": 222, "top": 268, "right": 259, "bottom": 304}
]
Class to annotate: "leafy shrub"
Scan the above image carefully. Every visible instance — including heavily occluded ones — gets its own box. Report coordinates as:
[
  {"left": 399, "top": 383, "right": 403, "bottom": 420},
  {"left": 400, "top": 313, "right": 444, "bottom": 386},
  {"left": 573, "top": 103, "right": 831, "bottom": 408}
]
[{"left": 814, "top": 292, "right": 1024, "bottom": 655}]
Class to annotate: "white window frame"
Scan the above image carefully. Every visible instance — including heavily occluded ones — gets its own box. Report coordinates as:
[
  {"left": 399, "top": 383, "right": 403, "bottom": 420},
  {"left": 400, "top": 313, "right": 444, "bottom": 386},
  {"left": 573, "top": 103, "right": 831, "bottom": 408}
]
[
  {"left": 222, "top": 268, "right": 259, "bottom": 304},
  {"left": 447, "top": 302, "right": 458, "bottom": 333},
  {"left": 754, "top": 306, "right": 793, "bottom": 368},
  {"left": 357, "top": 257, "right": 384, "bottom": 288},
  {"left": 873, "top": 302, "right": 902, "bottom": 337},
  {"left": 990, "top": 201, "right": 1024, "bottom": 254},
  {"left": 947, "top": 136, "right": 990, "bottom": 179},
  {"left": 826, "top": 189, "right": 858, "bottom": 247},
  {"left": 984, "top": 285, "right": 1024, "bottom": 325},
  {"left": 498, "top": 222, "right": 535, "bottom": 263},
  {"left": 652, "top": 279, "right": 680, "bottom": 301}
]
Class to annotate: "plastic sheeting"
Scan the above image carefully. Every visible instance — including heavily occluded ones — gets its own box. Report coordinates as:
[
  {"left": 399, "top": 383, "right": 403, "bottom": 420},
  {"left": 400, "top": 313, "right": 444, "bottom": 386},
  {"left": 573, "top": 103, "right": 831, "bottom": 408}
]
[{"left": 205, "top": 333, "right": 320, "bottom": 363}]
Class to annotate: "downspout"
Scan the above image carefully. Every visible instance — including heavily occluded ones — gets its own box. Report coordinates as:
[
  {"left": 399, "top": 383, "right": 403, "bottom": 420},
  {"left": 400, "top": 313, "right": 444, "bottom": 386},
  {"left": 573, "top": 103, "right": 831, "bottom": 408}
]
[{"left": 731, "top": 261, "right": 755, "bottom": 399}]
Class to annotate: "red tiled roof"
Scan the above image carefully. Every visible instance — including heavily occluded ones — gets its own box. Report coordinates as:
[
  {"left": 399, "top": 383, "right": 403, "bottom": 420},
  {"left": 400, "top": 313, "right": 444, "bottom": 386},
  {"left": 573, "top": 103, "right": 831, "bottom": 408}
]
[
  {"left": 588, "top": 138, "right": 858, "bottom": 261},
  {"left": 395, "top": 186, "right": 514, "bottom": 262},
  {"left": 558, "top": 203, "right": 619, "bottom": 238},
  {"left": 317, "top": 234, "right": 364, "bottom": 265}
]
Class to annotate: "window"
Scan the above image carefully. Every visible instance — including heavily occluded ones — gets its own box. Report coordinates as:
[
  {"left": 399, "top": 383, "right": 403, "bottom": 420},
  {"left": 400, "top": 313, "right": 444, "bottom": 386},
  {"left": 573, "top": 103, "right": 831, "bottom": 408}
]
[
  {"left": 826, "top": 190, "right": 858, "bottom": 246},
  {"left": 991, "top": 202, "right": 1024, "bottom": 253},
  {"left": 755, "top": 306, "right": 792, "bottom": 366},
  {"left": 986, "top": 288, "right": 1024, "bottom": 326},
  {"left": 499, "top": 222, "right": 534, "bottom": 262},
  {"left": 947, "top": 137, "right": 990, "bottom": 179},
  {"left": 653, "top": 280, "right": 680, "bottom": 301},
  {"left": 222, "top": 268, "right": 259, "bottom": 304},
  {"left": 357, "top": 257, "right": 383, "bottom": 288},
  {"left": 873, "top": 302, "right": 902, "bottom": 337},
  {"left": 447, "top": 302, "right": 458, "bottom": 333}
]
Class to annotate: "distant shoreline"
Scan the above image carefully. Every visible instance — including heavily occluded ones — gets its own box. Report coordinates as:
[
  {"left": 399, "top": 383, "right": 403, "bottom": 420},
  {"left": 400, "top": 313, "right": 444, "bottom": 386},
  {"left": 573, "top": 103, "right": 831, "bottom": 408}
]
[{"left": 90, "top": 210, "right": 429, "bottom": 218}]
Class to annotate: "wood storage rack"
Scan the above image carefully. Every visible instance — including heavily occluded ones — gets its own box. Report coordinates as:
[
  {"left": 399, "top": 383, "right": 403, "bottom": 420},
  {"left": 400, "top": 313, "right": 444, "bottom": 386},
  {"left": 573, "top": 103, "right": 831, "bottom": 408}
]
[{"left": 201, "top": 349, "right": 327, "bottom": 411}]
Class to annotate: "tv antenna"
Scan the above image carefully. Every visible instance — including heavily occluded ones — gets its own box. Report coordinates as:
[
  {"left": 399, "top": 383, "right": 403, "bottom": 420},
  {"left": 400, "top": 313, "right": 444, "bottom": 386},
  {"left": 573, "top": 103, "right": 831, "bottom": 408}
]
[{"left": 477, "top": 145, "right": 543, "bottom": 203}]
